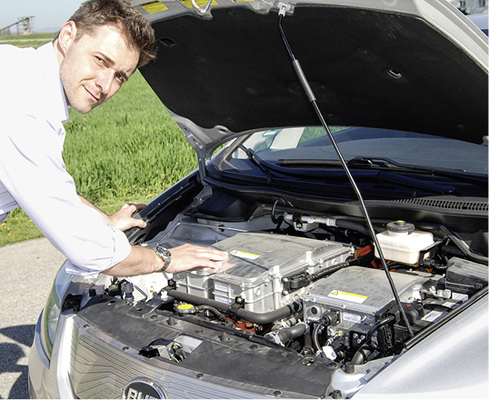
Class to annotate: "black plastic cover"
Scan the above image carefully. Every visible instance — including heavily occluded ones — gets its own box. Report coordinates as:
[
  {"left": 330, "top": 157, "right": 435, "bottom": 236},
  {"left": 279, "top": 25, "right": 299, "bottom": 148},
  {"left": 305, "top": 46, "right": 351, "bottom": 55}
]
[{"left": 141, "top": 5, "right": 488, "bottom": 143}]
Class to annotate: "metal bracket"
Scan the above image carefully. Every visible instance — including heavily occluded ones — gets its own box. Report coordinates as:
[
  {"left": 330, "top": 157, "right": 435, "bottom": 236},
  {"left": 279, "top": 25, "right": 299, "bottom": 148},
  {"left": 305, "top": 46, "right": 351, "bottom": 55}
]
[
  {"left": 191, "top": 0, "right": 213, "bottom": 14},
  {"left": 228, "top": 296, "right": 245, "bottom": 320}
]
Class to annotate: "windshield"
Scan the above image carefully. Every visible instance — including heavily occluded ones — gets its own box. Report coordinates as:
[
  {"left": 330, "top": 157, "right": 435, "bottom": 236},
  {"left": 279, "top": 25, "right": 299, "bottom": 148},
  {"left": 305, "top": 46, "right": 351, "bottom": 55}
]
[{"left": 222, "top": 126, "right": 488, "bottom": 175}]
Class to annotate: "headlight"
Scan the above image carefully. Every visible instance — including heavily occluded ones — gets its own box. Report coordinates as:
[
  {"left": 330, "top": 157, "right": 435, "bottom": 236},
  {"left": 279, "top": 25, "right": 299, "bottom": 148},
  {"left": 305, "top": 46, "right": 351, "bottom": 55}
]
[
  {"left": 39, "top": 262, "right": 74, "bottom": 360},
  {"left": 40, "top": 284, "right": 62, "bottom": 359}
]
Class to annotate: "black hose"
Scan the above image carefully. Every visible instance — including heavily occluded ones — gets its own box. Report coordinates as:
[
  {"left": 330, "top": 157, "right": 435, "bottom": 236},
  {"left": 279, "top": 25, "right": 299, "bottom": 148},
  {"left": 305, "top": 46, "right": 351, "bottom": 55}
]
[
  {"left": 299, "top": 250, "right": 373, "bottom": 285},
  {"left": 196, "top": 305, "right": 227, "bottom": 321},
  {"left": 310, "top": 260, "right": 350, "bottom": 282},
  {"left": 166, "top": 287, "right": 297, "bottom": 325},
  {"left": 277, "top": 323, "right": 307, "bottom": 343},
  {"left": 441, "top": 225, "right": 488, "bottom": 264},
  {"left": 351, "top": 345, "right": 373, "bottom": 365},
  {"left": 335, "top": 218, "right": 378, "bottom": 237}
]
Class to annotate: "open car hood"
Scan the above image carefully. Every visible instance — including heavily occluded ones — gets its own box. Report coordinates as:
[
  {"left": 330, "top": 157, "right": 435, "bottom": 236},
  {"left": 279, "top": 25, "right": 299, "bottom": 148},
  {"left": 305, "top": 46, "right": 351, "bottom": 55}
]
[{"left": 136, "top": 0, "right": 488, "bottom": 157}]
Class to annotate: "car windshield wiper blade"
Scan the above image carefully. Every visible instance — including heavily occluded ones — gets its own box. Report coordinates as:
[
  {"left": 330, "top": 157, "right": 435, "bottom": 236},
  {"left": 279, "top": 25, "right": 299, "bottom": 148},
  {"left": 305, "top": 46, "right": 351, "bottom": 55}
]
[
  {"left": 278, "top": 159, "right": 455, "bottom": 193},
  {"left": 347, "top": 156, "right": 488, "bottom": 185},
  {"left": 278, "top": 159, "right": 344, "bottom": 168},
  {"left": 280, "top": 156, "right": 486, "bottom": 185},
  {"left": 280, "top": 156, "right": 462, "bottom": 174},
  {"left": 347, "top": 156, "right": 464, "bottom": 175},
  {"left": 239, "top": 144, "right": 274, "bottom": 182},
  {"left": 244, "top": 154, "right": 455, "bottom": 193}
]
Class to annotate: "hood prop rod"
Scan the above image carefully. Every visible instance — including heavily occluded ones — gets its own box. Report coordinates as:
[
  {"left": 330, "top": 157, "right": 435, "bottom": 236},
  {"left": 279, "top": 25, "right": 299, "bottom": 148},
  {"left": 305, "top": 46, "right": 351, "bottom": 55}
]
[{"left": 277, "top": 5, "right": 414, "bottom": 338}]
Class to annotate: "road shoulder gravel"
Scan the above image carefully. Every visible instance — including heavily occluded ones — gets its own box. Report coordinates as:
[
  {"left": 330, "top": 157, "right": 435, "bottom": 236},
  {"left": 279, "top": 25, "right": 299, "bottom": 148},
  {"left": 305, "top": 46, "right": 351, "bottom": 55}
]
[{"left": 0, "top": 237, "right": 65, "bottom": 399}]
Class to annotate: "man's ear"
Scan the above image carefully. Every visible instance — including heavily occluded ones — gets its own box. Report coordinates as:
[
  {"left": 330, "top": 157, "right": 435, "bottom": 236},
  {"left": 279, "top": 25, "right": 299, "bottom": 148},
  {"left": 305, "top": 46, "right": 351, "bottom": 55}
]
[{"left": 57, "top": 21, "right": 78, "bottom": 54}]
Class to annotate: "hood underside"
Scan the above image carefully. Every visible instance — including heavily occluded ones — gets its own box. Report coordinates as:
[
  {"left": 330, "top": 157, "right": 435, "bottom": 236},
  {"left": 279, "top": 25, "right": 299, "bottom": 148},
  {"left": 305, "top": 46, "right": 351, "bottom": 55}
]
[{"left": 137, "top": 0, "right": 488, "bottom": 150}]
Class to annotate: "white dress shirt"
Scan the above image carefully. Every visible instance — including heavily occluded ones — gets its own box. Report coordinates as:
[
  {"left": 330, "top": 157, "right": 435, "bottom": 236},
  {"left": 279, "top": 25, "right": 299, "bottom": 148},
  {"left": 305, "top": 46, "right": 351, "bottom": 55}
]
[{"left": 0, "top": 43, "right": 131, "bottom": 276}]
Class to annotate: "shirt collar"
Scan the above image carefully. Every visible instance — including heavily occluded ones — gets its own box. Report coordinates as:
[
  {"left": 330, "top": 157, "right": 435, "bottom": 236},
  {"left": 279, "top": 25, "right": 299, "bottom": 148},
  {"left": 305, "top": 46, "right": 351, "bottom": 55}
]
[{"left": 37, "top": 43, "right": 70, "bottom": 124}]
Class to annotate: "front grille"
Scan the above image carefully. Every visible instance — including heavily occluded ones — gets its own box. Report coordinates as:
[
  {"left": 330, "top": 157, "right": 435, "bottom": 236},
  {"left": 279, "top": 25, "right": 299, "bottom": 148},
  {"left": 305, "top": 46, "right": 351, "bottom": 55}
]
[{"left": 69, "top": 316, "right": 265, "bottom": 399}]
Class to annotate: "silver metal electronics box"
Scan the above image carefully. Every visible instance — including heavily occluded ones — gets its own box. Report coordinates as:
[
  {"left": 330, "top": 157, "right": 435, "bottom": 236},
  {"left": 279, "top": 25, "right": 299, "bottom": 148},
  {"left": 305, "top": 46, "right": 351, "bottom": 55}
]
[
  {"left": 174, "top": 232, "right": 353, "bottom": 313},
  {"left": 303, "top": 266, "right": 432, "bottom": 334}
]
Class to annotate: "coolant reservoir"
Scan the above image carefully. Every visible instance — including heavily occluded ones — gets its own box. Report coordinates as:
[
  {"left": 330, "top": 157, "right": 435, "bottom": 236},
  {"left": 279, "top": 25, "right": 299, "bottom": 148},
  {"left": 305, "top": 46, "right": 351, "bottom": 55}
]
[{"left": 375, "top": 220, "right": 434, "bottom": 265}]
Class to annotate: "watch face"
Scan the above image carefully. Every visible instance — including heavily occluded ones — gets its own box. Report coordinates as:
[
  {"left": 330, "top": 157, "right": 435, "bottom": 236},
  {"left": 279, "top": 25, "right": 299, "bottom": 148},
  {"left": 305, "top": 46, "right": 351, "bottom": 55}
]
[
  {"left": 155, "top": 246, "right": 171, "bottom": 272},
  {"left": 156, "top": 246, "right": 171, "bottom": 258}
]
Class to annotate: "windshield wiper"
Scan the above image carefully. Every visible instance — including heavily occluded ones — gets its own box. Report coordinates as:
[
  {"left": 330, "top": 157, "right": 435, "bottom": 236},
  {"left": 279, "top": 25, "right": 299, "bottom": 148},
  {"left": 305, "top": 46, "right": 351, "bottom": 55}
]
[
  {"left": 239, "top": 144, "right": 274, "bottom": 182},
  {"left": 347, "top": 156, "right": 455, "bottom": 173},
  {"left": 276, "top": 157, "right": 455, "bottom": 194},
  {"left": 282, "top": 156, "right": 475, "bottom": 176},
  {"left": 278, "top": 159, "right": 344, "bottom": 168},
  {"left": 348, "top": 156, "right": 487, "bottom": 186},
  {"left": 279, "top": 156, "right": 486, "bottom": 188}
]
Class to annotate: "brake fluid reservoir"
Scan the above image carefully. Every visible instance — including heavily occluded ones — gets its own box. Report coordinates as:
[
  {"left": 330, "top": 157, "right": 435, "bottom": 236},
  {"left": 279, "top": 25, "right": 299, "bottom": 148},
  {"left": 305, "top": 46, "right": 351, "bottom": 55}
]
[{"left": 375, "top": 220, "right": 434, "bottom": 265}]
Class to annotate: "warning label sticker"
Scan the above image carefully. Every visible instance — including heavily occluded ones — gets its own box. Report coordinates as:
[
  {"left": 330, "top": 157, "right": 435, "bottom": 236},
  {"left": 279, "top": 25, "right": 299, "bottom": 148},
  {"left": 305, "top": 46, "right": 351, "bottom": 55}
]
[
  {"left": 230, "top": 250, "right": 260, "bottom": 260},
  {"left": 328, "top": 290, "right": 368, "bottom": 304},
  {"left": 141, "top": 1, "right": 168, "bottom": 14}
]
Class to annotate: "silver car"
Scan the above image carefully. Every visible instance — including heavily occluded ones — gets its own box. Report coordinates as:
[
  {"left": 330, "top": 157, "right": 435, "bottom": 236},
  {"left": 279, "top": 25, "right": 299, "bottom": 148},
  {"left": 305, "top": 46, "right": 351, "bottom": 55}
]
[{"left": 28, "top": 0, "right": 488, "bottom": 398}]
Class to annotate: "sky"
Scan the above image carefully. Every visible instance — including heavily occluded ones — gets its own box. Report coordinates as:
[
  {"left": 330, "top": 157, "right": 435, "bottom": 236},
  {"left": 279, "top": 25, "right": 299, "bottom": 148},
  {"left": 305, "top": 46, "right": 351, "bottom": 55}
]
[{"left": 0, "top": 0, "right": 84, "bottom": 33}]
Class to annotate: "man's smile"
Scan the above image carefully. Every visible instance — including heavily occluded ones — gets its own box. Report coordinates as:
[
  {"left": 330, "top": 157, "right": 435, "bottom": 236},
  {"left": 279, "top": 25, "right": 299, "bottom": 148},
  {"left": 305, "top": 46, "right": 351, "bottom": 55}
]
[{"left": 84, "top": 86, "right": 99, "bottom": 102}]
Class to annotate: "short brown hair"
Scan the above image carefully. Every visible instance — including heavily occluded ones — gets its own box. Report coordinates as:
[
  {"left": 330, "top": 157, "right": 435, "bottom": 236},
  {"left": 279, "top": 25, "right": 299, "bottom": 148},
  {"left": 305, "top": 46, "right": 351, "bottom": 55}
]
[{"left": 65, "top": 0, "right": 156, "bottom": 68}]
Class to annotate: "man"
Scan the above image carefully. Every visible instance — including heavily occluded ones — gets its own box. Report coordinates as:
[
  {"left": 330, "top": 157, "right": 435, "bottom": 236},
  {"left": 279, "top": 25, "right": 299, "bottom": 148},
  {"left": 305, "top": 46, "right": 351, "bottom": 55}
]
[{"left": 0, "top": 0, "right": 228, "bottom": 277}]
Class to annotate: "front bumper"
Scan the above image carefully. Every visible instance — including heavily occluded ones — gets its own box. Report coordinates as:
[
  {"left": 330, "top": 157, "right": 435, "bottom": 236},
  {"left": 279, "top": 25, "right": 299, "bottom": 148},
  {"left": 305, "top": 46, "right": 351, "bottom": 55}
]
[{"left": 28, "top": 310, "right": 284, "bottom": 399}]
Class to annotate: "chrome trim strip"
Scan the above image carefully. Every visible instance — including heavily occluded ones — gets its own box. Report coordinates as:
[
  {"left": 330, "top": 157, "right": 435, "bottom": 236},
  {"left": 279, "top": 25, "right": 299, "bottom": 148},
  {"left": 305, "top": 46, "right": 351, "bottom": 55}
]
[{"left": 54, "top": 312, "right": 77, "bottom": 399}]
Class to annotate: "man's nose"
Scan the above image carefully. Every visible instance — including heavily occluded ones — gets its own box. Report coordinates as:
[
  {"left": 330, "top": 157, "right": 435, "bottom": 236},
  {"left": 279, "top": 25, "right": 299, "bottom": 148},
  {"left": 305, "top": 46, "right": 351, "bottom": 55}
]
[{"left": 96, "top": 70, "right": 114, "bottom": 94}]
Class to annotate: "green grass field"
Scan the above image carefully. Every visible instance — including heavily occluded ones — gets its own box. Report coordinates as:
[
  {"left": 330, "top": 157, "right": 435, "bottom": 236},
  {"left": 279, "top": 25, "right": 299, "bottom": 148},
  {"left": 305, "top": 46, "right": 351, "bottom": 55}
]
[
  {"left": 0, "top": 43, "right": 197, "bottom": 246},
  {"left": 0, "top": 33, "right": 56, "bottom": 48}
]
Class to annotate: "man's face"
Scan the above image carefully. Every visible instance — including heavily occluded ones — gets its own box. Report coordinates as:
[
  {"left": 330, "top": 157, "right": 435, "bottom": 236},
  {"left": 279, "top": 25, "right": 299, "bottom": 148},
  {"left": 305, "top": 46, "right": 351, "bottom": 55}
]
[{"left": 59, "top": 24, "right": 140, "bottom": 114}]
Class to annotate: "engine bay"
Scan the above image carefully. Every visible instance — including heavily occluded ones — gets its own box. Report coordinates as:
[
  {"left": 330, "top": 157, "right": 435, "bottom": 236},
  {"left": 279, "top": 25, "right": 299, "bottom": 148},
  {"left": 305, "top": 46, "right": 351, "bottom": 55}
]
[{"left": 78, "top": 195, "right": 486, "bottom": 396}]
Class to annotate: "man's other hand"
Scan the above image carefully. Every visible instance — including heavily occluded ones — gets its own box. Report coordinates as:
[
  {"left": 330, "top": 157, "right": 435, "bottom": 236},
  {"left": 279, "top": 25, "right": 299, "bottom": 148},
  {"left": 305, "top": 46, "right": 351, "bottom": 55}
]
[{"left": 109, "top": 203, "right": 147, "bottom": 231}]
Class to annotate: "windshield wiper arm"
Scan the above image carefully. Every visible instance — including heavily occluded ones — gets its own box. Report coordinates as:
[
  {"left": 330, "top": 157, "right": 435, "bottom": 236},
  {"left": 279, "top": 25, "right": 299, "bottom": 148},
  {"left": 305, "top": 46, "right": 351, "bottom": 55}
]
[
  {"left": 278, "top": 159, "right": 344, "bottom": 168},
  {"left": 348, "top": 156, "right": 487, "bottom": 187},
  {"left": 347, "top": 156, "right": 458, "bottom": 173},
  {"left": 239, "top": 144, "right": 274, "bottom": 182},
  {"left": 278, "top": 158, "right": 455, "bottom": 193}
]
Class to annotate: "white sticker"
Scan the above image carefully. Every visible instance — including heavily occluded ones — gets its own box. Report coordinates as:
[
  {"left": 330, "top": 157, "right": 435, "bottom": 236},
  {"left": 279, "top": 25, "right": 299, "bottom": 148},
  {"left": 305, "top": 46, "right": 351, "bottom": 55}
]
[
  {"left": 421, "top": 310, "right": 444, "bottom": 323},
  {"left": 441, "top": 301, "right": 457, "bottom": 309},
  {"left": 342, "top": 311, "right": 362, "bottom": 323},
  {"left": 214, "top": 294, "right": 231, "bottom": 304},
  {"left": 328, "top": 290, "right": 367, "bottom": 304},
  {"left": 214, "top": 281, "right": 229, "bottom": 294},
  {"left": 452, "top": 292, "right": 469, "bottom": 302}
]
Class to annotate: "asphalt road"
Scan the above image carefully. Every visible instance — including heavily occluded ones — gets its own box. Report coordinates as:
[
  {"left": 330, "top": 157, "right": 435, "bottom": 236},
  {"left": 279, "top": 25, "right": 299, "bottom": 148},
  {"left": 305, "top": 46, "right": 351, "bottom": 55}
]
[{"left": 0, "top": 238, "right": 65, "bottom": 399}]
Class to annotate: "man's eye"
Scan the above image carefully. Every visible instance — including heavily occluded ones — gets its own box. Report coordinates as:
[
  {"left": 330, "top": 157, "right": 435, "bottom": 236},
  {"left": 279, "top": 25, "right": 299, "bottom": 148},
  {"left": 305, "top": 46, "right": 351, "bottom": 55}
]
[{"left": 115, "top": 73, "right": 125, "bottom": 83}]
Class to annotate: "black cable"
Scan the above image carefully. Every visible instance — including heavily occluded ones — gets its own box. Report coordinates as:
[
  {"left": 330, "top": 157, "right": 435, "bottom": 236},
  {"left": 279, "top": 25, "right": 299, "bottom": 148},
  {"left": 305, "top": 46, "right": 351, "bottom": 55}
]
[
  {"left": 277, "top": 10, "right": 414, "bottom": 338},
  {"left": 312, "top": 320, "right": 326, "bottom": 353},
  {"left": 197, "top": 305, "right": 227, "bottom": 321}
]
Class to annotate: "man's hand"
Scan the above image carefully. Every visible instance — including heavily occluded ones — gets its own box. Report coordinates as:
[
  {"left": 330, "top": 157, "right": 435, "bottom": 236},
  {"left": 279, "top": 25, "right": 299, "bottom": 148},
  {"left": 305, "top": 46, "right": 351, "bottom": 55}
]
[
  {"left": 78, "top": 195, "right": 147, "bottom": 231},
  {"left": 108, "top": 203, "right": 147, "bottom": 231},
  {"left": 166, "top": 243, "right": 230, "bottom": 274}
]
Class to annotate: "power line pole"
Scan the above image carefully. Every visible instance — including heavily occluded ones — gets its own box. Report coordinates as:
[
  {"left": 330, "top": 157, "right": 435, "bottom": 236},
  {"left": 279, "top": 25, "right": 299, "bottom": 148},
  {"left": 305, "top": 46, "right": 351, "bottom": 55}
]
[{"left": 0, "top": 17, "right": 34, "bottom": 36}]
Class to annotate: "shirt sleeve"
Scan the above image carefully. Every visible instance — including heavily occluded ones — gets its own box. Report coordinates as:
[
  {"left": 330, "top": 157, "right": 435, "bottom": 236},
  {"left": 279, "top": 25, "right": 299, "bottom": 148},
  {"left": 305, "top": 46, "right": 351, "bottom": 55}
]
[{"left": 0, "top": 112, "right": 131, "bottom": 275}]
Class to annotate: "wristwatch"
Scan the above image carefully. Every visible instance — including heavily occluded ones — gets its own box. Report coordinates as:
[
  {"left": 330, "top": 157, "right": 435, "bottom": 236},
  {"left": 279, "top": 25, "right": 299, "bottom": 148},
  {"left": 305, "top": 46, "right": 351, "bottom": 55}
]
[{"left": 154, "top": 245, "right": 172, "bottom": 272}]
